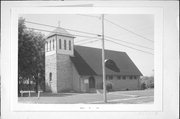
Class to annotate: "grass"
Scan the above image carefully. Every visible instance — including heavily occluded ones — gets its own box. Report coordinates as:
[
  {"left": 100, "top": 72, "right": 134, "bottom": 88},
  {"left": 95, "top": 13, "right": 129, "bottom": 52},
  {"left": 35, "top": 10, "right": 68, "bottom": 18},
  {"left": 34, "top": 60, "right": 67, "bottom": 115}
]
[{"left": 18, "top": 89, "right": 154, "bottom": 104}]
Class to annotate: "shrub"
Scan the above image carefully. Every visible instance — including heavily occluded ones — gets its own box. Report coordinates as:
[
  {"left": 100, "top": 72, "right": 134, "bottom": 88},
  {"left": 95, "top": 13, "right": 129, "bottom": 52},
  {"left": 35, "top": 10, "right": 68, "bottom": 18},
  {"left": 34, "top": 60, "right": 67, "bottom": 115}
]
[
  {"left": 99, "top": 83, "right": 113, "bottom": 92},
  {"left": 141, "top": 82, "right": 146, "bottom": 90},
  {"left": 106, "top": 83, "right": 112, "bottom": 92}
]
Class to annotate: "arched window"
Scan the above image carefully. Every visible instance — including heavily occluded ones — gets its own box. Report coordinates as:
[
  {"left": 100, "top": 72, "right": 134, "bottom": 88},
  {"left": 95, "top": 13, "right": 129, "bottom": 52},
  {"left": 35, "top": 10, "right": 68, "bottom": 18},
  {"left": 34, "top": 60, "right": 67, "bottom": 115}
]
[
  {"left": 59, "top": 39, "right": 61, "bottom": 49},
  {"left": 46, "top": 42, "right": 48, "bottom": 52},
  {"left": 49, "top": 72, "right": 52, "bottom": 81},
  {"left": 48, "top": 41, "right": 50, "bottom": 51},
  {"left": 53, "top": 39, "right": 54, "bottom": 50},
  {"left": 64, "top": 40, "right": 66, "bottom": 50},
  {"left": 69, "top": 41, "right": 71, "bottom": 50},
  {"left": 50, "top": 40, "right": 51, "bottom": 51}
]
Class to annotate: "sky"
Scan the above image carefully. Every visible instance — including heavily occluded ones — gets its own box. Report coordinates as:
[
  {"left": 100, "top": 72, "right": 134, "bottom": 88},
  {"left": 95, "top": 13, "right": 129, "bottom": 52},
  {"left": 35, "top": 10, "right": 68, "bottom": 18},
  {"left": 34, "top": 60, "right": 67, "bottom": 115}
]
[{"left": 20, "top": 14, "right": 154, "bottom": 76}]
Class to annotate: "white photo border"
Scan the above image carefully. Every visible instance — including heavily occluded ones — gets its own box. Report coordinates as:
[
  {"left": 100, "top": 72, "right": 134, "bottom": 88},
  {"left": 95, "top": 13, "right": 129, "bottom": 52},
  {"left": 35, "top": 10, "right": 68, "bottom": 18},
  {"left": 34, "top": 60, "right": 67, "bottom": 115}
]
[{"left": 10, "top": 7, "right": 163, "bottom": 112}]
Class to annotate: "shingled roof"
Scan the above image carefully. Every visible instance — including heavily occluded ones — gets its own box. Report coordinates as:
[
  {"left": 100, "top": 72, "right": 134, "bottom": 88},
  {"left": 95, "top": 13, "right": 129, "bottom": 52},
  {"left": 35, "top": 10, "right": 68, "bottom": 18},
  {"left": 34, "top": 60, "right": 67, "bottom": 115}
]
[
  {"left": 46, "top": 27, "right": 74, "bottom": 38},
  {"left": 70, "top": 45, "right": 143, "bottom": 76}
]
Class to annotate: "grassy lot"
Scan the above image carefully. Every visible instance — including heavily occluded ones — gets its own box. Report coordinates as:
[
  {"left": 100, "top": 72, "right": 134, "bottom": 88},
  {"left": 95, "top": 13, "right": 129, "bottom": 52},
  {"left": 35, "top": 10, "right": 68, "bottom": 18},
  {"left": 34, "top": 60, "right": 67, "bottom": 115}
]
[{"left": 18, "top": 89, "right": 154, "bottom": 104}]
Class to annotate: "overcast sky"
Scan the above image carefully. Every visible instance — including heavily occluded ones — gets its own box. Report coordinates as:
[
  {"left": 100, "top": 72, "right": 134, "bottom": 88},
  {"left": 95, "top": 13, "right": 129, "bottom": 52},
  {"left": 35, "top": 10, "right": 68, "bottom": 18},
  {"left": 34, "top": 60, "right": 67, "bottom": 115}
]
[{"left": 20, "top": 14, "right": 154, "bottom": 76}]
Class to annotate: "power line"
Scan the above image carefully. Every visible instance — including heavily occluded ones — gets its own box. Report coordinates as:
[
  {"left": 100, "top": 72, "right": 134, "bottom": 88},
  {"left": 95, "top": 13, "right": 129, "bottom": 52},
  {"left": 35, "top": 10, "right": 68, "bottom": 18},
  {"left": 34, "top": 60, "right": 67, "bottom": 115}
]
[
  {"left": 25, "top": 20, "right": 153, "bottom": 50},
  {"left": 75, "top": 15, "right": 153, "bottom": 43},
  {"left": 105, "top": 35, "right": 154, "bottom": 50},
  {"left": 25, "top": 20, "right": 153, "bottom": 54},
  {"left": 74, "top": 38, "right": 93, "bottom": 44},
  {"left": 105, "top": 18, "right": 154, "bottom": 43},
  {"left": 77, "top": 39, "right": 100, "bottom": 45},
  {"left": 26, "top": 27, "right": 101, "bottom": 40},
  {"left": 26, "top": 27, "right": 153, "bottom": 54},
  {"left": 25, "top": 20, "right": 100, "bottom": 37},
  {"left": 105, "top": 38, "right": 154, "bottom": 55},
  {"left": 77, "top": 38, "right": 153, "bottom": 55}
]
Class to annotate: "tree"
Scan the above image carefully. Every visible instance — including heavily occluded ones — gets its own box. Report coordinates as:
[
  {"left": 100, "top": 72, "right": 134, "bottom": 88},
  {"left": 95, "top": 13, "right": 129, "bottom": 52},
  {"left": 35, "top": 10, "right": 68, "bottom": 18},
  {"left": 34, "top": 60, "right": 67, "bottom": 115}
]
[
  {"left": 140, "top": 76, "right": 154, "bottom": 89},
  {"left": 18, "top": 17, "right": 45, "bottom": 95}
]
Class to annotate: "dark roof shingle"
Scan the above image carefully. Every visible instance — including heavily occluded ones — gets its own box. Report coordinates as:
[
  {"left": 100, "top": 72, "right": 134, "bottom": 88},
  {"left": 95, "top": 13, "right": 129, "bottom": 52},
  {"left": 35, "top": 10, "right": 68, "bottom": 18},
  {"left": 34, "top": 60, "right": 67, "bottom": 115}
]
[{"left": 71, "top": 45, "right": 143, "bottom": 76}]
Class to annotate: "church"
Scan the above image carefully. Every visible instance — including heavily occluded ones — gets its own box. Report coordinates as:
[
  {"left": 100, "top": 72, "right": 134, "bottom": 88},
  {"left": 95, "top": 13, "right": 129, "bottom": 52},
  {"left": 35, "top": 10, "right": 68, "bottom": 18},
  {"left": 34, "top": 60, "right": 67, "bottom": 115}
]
[{"left": 45, "top": 26, "right": 143, "bottom": 93}]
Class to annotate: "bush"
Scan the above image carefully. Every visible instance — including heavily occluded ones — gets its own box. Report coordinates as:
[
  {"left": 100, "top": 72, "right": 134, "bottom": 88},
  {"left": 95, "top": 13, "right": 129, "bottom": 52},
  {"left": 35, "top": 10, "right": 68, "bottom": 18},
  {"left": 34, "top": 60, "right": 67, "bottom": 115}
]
[
  {"left": 106, "top": 83, "right": 112, "bottom": 92},
  {"left": 141, "top": 82, "right": 146, "bottom": 90},
  {"left": 99, "top": 83, "right": 113, "bottom": 92},
  {"left": 149, "top": 83, "right": 154, "bottom": 88}
]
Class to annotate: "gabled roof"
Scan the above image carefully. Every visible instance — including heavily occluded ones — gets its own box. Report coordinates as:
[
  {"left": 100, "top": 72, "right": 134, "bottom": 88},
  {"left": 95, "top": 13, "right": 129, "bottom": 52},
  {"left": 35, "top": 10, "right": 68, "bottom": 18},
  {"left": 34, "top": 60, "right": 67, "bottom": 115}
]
[
  {"left": 46, "top": 27, "right": 74, "bottom": 39},
  {"left": 71, "top": 45, "right": 143, "bottom": 76},
  {"left": 70, "top": 50, "right": 97, "bottom": 76}
]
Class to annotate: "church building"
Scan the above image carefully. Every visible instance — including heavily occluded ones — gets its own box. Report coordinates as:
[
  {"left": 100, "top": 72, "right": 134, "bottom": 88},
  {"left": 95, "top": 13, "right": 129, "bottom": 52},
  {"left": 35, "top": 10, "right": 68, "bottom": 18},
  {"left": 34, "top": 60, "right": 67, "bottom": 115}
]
[{"left": 45, "top": 26, "right": 143, "bottom": 93}]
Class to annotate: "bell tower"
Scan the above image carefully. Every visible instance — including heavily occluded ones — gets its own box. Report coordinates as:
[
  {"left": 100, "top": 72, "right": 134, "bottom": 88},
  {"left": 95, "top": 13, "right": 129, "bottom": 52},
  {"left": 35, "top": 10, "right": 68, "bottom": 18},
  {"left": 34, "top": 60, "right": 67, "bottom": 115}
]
[{"left": 45, "top": 22, "right": 75, "bottom": 93}]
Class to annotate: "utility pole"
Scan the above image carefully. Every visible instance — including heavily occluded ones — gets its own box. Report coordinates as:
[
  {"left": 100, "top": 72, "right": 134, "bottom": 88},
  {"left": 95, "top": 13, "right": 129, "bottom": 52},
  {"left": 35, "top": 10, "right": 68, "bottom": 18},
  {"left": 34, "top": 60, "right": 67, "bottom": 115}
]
[{"left": 102, "top": 14, "right": 107, "bottom": 103}]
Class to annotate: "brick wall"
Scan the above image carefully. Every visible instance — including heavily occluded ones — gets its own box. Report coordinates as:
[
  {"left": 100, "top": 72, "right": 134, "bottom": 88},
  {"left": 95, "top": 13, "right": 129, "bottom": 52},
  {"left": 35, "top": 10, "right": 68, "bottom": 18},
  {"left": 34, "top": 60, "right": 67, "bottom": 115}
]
[
  {"left": 72, "top": 64, "right": 81, "bottom": 92},
  {"left": 79, "top": 75, "right": 140, "bottom": 92},
  {"left": 45, "top": 33, "right": 75, "bottom": 93},
  {"left": 107, "top": 76, "right": 140, "bottom": 91},
  {"left": 95, "top": 75, "right": 140, "bottom": 91},
  {"left": 56, "top": 54, "right": 73, "bottom": 92},
  {"left": 45, "top": 54, "right": 57, "bottom": 93}
]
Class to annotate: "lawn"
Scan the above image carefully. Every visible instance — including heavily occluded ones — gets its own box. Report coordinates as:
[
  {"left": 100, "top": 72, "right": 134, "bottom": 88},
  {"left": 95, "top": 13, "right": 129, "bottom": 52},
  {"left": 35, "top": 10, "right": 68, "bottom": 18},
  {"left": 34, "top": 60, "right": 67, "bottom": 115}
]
[{"left": 18, "top": 89, "right": 154, "bottom": 104}]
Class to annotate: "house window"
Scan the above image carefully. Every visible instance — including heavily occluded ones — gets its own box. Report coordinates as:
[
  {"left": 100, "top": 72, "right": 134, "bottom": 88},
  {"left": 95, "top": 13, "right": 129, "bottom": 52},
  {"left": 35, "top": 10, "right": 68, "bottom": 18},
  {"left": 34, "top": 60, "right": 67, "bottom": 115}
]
[
  {"left": 64, "top": 40, "right": 66, "bottom": 50},
  {"left": 117, "top": 76, "right": 121, "bottom": 80},
  {"left": 50, "top": 40, "right": 51, "bottom": 51},
  {"left": 59, "top": 39, "right": 61, "bottom": 49},
  {"left": 134, "top": 76, "right": 137, "bottom": 79},
  {"left": 49, "top": 72, "right": 52, "bottom": 81},
  {"left": 123, "top": 76, "right": 126, "bottom": 80},
  {"left": 69, "top": 40, "right": 71, "bottom": 50},
  {"left": 106, "top": 75, "right": 113, "bottom": 80},
  {"left": 129, "top": 76, "right": 133, "bottom": 80}
]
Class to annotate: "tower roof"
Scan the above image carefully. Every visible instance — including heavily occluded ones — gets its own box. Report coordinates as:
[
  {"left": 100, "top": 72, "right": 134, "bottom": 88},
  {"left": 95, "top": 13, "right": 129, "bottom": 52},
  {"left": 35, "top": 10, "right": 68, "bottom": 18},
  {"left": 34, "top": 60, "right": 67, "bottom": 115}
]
[{"left": 46, "top": 27, "right": 74, "bottom": 39}]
